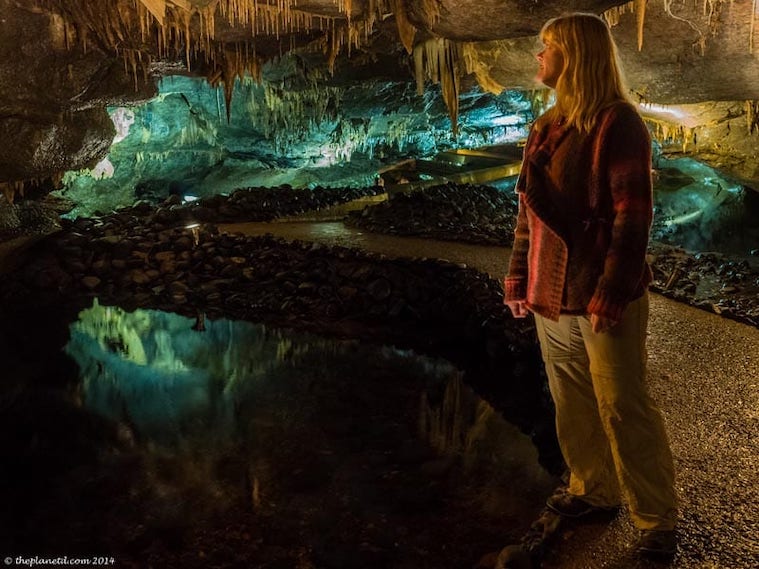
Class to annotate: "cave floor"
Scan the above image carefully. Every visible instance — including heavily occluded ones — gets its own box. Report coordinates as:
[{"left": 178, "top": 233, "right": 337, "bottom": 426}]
[{"left": 219, "top": 220, "right": 759, "bottom": 569}]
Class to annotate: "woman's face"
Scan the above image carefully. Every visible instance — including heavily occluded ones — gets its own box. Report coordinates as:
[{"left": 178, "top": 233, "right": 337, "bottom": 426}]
[{"left": 536, "top": 39, "right": 564, "bottom": 89}]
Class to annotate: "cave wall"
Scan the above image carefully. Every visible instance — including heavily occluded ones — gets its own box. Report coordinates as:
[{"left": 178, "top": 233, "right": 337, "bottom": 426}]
[{"left": 0, "top": 0, "right": 156, "bottom": 185}]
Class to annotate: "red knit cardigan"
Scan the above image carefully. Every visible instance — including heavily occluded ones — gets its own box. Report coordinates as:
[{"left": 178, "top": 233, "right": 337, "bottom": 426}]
[{"left": 504, "top": 101, "right": 653, "bottom": 322}]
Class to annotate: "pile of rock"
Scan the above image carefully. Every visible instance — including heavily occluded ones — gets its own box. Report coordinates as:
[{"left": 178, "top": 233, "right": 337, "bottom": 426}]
[
  {"left": 134, "top": 184, "right": 386, "bottom": 226},
  {"left": 346, "top": 182, "right": 518, "bottom": 245},
  {"left": 648, "top": 243, "right": 759, "bottom": 327}
]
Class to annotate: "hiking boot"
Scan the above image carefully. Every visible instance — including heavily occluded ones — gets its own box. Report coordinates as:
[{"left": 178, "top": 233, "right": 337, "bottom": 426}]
[
  {"left": 546, "top": 492, "right": 618, "bottom": 518},
  {"left": 637, "top": 529, "right": 677, "bottom": 556}
]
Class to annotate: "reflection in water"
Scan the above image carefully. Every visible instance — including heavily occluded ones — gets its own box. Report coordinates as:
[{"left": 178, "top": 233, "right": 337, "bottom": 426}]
[
  {"left": 62, "top": 299, "right": 555, "bottom": 565},
  {"left": 67, "top": 299, "right": 372, "bottom": 446},
  {"left": 419, "top": 374, "right": 554, "bottom": 514},
  {"left": 66, "top": 298, "right": 553, "bottom": 484}
]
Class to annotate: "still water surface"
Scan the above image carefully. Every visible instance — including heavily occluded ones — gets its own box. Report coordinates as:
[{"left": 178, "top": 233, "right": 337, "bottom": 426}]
[{"left": 48, "top": 299, "right": 556, "bottom": 566}]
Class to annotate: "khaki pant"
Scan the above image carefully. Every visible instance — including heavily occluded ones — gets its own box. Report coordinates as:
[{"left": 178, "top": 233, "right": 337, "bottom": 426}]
[{"left": 534, "top": 292, "right": 678, "bottom": 531}]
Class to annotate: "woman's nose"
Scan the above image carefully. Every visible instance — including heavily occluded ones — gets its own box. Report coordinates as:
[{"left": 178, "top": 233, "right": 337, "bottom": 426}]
[{"left": 536, "top": 50, "right": 544, "bottom": 60}]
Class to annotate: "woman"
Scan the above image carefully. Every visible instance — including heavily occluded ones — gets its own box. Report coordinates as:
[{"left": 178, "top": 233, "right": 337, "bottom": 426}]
[{"left": 504, "top": 13, "right": 678, "bottom": 556}]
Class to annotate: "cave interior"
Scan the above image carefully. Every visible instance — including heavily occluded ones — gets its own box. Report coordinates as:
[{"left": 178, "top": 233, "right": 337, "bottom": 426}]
[{"left": 1, "top": 0, "right": 759, "bottom": 567}]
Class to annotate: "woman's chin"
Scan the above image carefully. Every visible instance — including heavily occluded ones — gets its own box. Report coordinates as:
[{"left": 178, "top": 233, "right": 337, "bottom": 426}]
[{"left": 535, "top": 75, "right": 557, "bottom": 89}]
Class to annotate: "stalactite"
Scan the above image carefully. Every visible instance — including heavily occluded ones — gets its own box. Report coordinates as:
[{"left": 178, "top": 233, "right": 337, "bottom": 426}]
[
  {"left": 49, "top": 12, "right": 68, "bottom": 50},
  {"left": 413, "top": 38, "right": 461, "bottom": 134},
  {"left": 461, "top": 42, "right": 505, "bottom": 95},
  {"left": 223, "top": 59, "right": 237, "bottom": 122},
  {"left": 325, "top": 24, "right": 343, "bottom": 74},
  {"left": 635, "top": 0, "right": 646, "bottom": 50},
  {"left": 439, "top": 40, "right": 460, "bottom": 134},
  {"left": 602, "top": 0, "right": 635, "bottom": 28},
  {"left": 72, "top": 301, "right": 149, "bottom": 365},
  {"left": 0, "top": 181, "right": 25, "bottom": 205},
  {"left": 747, "top": 100, "right": 759, "bottom": 134},
  {"left": 419, "top": 375, "right": 471, "bottom": 455},
  {"left": 751, "top": 0, "right": 757, "bottom": 53},
  {"left": 178, "top": 113, "right": 218, "bottom": 147},
  {"left": 137, "top": 1, "right": 151, "bottom": 43},
  {"left": 643, "top": 115, "right": 700, "bottom": 152},
  {"left": 241, "top": 80, "right": 342, "bottom": 151},
  {"left": 413, "top": 45, "right": 425, "bottom": 95},
  {"left": 117, "top": 47, "right": 150, "bottom": 90},
  {"left": 44, "top": 0, "right": 377, "bottom": 95},
  {"left": 199, "top": 2, "right": 217, "bottom": 44},
  {"left": 601, "top": 0, "right": 646, "bottom": 50},
  {"left": 138, "top": 0, "right": 166, "bottom": 26},
  {"left": 419, "top": 0, "right": 440, "bottom": 27},
  {"left": 389, "top": 0, "right": 415, "bottom": 54}
]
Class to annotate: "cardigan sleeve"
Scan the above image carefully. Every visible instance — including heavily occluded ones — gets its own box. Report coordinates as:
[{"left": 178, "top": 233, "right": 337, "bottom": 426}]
[
  {"left": 503, "top": 123, "right": 537, "bottom": 302},
  {"left": 587, "top": 105, "right": 653, "bottom": 321},
  {"left": 504, "top": 192, "right": 529, "bottom": 302},
  {"left": 504, "top": 126, "right": 538, "bottom": 302}
]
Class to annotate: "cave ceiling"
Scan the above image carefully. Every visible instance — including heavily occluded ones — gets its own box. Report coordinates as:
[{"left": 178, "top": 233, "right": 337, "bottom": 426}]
[{"left": 1, "top": 0, "right": 759, "bottom": 203}]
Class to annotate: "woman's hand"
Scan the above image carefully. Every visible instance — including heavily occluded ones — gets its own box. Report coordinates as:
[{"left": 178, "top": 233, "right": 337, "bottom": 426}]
[
  {"left": 506, "top": 300, "right": 529, "bottom": 318},
  {"left": 591, "top": 314, "right": 618, "bottom": 333}
]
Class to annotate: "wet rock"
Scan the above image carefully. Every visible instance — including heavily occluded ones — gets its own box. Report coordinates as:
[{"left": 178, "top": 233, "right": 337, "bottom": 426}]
[
  {"left": 154, "top": 251, "right": 176, "bottom": 263},
  {"left": 495, "top": 545, "right": 533, "bottom": 569},
  {"left": 81, "top": 276, "right": 101, "bottom": 290},
  {"left": 338, "top": 286, "right": 358, "bottom": 300},
  {"left": 367, "top": 278, "right": 392, "bottom": 301},
  {"left": 298, "top": 282, "right": 317, "bottom": 295},
  {"left": 169, "top": 281, "right": 189, "bottom": 294},
  {"left": 129, "top": 270, "right": 152, "bottom": 285},
  {"left": 64, "top": 259, "right": 88, "bottom": 274}
]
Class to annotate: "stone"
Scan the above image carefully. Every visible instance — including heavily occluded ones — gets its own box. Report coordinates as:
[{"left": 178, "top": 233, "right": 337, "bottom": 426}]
[
  {"left": 154, "top": 251, "right": 176, "bottom": 263},
  {"left": 129, "top": 270, "right": 152, "bottom": 285},
  {"left": 81, "top": 276, "right": 101, "bottom": 289}
]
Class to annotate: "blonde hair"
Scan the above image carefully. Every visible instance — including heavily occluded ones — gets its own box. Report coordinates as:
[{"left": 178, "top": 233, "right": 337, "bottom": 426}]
[{"left": 539, "top": 13, "right": 630, "bottom": 132}]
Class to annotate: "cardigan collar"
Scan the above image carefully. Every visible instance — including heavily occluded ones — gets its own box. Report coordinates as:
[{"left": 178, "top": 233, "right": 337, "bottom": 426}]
[
  {"left": 526, "top": 120, "right": 573, "bottom": 170},
  {"left": 515, "top": 121, "right": 575, "bottom": 244}
]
